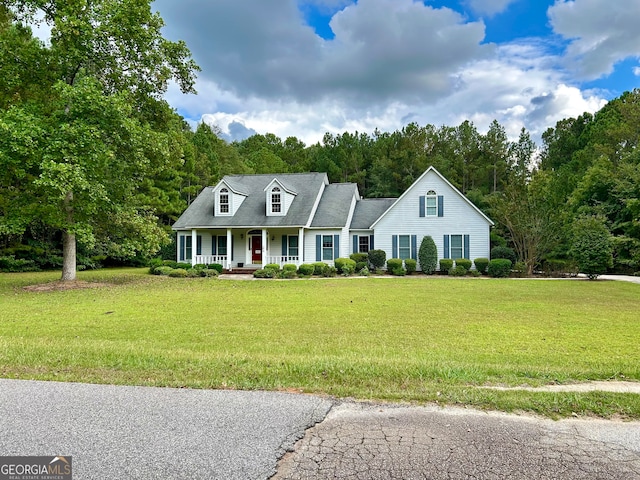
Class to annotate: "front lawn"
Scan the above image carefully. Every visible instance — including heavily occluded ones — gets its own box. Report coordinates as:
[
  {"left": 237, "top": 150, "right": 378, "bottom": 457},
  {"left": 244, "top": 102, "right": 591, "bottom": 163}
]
[{"left": 1, "top": 269, "right": 639, "bottom": 418}]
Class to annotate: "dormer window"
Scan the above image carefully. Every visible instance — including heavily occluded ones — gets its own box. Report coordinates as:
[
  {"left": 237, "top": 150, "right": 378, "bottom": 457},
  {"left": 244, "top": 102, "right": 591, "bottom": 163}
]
[
  {"left": 426, "top": 190, "right": 437, "bottom": 216},
  {"left": 219, "top": 188, "right": 229, "bottom": 213},
  {"left": 271, "top": 187, "right": 281, "bottom": 213}
]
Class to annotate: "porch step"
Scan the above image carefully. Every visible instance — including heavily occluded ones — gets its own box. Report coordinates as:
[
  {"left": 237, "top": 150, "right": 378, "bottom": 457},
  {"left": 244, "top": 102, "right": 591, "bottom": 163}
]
[{"left": 223, "top": 267, "right": 259, "bottom": 275}]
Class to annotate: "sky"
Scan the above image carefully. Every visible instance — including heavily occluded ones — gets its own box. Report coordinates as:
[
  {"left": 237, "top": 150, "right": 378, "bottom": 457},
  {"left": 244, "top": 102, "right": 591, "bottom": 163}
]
[{"left": 150, "top": 0, "right": 640, "bottom": 145}]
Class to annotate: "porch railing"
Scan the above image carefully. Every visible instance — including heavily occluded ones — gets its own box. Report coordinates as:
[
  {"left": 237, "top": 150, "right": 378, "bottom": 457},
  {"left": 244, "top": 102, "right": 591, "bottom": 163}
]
[
  {"left": 266, "top": 256, "right": 300, "bottom": 267},
  {"left": 193, "top": 255, "right": 228, "bottom": 266}
]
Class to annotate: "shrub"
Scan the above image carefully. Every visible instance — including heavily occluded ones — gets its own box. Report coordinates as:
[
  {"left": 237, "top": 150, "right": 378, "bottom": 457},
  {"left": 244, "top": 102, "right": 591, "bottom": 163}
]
[
  {"left": 175, "top": 262, "right": 192, "bottom": 270},
  {"left": 168, "top": 268, "right": 189, "bottom": 278},
  {"left": 297, "top": 264, "right": 315, "bottom": 276},
  {"left": 0, "top": 256, "right": 39, "bottom": 273},
  {"left": 154, "top": 266, "right": 174, "bottom": 276},
  {"left": 312, "top": 262, "right": 328, "bottom": 275},
  {"left": 283, "top": 263, "right": 298, "bottom": 272},
  {"left": 349, "top": 253, "right": 368, "bottom": 264},
  {"left": 490, "top": 246, "right": 516, "bottom": 266},
  {"left": 449, "top": 265, "right": 467, "bottom": 276},
  {"left": 253, "top": 268, "right": 276, "bottom": 278},
  {"left": 335, "top": 257, "right": 356, "bottom": 274},
  {"left": 488, "top": 259, "right": 512, "bottom": 278},
  {"left": 368, "top": 249, "right": 386, "bottom": 270},
  {"left": 321, "top": 265, "right": 337, "bottom": 277},
  {"left": 186, "top": 268, "right": 201, "bottom": 277},
  {"left": 209, "top": 263, "right": 224, "bottom": 273},
  {"left": 418, "top": 236, "right": 438, "bottom": 274},
  {"left": 278, "top": 269, "right": 297, "bottom": 279},
  {"left": 439, "top": 259, "right": 453, "bottom": 273},
  {"left": 570, "top": 216, "right": 613, "bottom": 280},
  {"left": 192, "top": 263, "right": 208, "bottom": 270},
  {"left": 148, "top": 258, "right": 163, "bottom": 274},
  {"left": 404, "top": 258, "right": 417, "bottom": 274},
  {"left": 513, "top": 261, "right": 527, "bottom": 277},
  {"left": 162, "top": 260, "right": 179, "bottom": 269},
  {"left": 264, "top": 263, "right": 281, "bottom": 271},
  {"left": 542, "top": 258, "right": 578, "bottom": 277},
  {"left": 359, "top": 266, "right": 370, "bottom": 276},
  {"left": 341, "top": 263, "right": 355, "bottom": 276},
  {"left": 200, "top": 269, "right": 218, "bottom": 277},
  {"left": 467, "top": 269, "right": 481, "bottom": 277},
  {"left": 355, "top": 261, "right": 368, "bottom": 272},
  {"left": 455, "top": 258, "right": 472, "bottom": 270},
  {"left": 386, "top": 258, "right": 403, "bottom": 274},
  {"left": 473, "top": 258, "right": 489, "bottom": 274}
]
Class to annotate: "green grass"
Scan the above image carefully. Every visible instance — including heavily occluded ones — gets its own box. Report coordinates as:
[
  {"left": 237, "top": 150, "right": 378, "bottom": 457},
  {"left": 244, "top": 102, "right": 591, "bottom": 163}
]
[{"left": 1, "top": 268, "right": 639, "bottom": 419}]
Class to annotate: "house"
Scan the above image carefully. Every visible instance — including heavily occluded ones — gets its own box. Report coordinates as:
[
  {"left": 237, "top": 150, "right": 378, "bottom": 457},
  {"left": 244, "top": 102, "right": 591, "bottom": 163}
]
[{"left": 171, "top": 166, "right": 494, "bottom": 270}]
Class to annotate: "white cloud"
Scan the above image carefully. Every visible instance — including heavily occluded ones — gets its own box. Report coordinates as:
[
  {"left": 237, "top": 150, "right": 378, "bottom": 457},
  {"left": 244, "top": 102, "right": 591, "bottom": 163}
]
[
  {"left": 549, "top": 0, "right": 640, "bottom": 80},
  {"left": 464, "top": 0, "right": 518, "bottom": 17}
]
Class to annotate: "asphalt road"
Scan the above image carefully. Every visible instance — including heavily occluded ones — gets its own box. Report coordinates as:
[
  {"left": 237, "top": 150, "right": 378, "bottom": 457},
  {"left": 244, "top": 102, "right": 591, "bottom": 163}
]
[{"left": 1, "top": 380, "right": 639, "bottom": 479}]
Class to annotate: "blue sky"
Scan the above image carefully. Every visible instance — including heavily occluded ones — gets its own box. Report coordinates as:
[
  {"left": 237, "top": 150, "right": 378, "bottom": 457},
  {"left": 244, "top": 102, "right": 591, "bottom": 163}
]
[{"left": 153, "top": 0, "right": 640, "bottom": 145}]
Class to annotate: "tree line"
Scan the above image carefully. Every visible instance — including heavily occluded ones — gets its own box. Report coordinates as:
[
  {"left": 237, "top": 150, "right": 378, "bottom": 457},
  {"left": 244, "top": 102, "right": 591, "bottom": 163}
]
[{"left": 1, "top": 1, "right": 638, "bottom": 278}]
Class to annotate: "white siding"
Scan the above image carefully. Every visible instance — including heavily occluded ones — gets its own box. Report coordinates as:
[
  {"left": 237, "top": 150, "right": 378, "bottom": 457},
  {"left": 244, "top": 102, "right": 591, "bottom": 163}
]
[
  {"left": 373, "top": 170, "right": 491, "bottom": 270},
  {"left": 304, "top": 230, "right": 342, "bottom": 265}
]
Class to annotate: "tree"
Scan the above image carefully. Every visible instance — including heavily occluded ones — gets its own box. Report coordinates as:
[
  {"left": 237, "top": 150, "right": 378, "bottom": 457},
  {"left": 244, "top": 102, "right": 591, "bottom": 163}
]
[
  {"left": 1, "top": 0, "right": 199, "bottom": 280},
  {"left": 418, "top": 236, "right": 437, "bottom": 274},
  {"left": 570, "top": 216, "right": 613, "bottom": 279}
]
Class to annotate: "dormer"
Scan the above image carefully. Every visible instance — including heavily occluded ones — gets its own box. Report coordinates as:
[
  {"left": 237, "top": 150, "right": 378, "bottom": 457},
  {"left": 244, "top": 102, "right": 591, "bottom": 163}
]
[
  {"left": 213, "top": 180, "right": 248, "bottom": 216},
  {"left": 264, "top": 178, "right": 297, "bottom": 216}
]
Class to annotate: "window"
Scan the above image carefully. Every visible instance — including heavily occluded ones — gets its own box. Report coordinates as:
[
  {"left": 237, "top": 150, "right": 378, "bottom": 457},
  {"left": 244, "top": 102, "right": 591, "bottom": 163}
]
[
  {"left": 398, "top": 235, "right": 411, "bottom": 260},
  {"left": 219, "top": 188, "right": 229, "bottom": 213},
  {"left": 288, "top": 236, "right": 298, "bottom": 257},
  {"left": 451, "top": 235, "right": 463, "bottom": 259},
  {"left": 185, "top": 236, "right": 192, "bottom": 261},
  {"left": 358, "top": 236, "right": 369, "bottom": 253},
  {"left": 426, "top": 190, "right": 437, "bottom": 216},
  {"left": 217, "top": 236, "right": 227, "bottom": 256},
  {"left": 322, "top": 235, "right": 333, "bottom": 261},
  {"left": 271, "top": 187, "right": 281, "bottom": 213}
]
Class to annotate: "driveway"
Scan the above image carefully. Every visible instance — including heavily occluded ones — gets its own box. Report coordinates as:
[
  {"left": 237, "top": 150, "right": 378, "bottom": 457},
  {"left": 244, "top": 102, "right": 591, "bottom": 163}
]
[{"left": 1, "top": 380, "right": 639, "bottom": 479}]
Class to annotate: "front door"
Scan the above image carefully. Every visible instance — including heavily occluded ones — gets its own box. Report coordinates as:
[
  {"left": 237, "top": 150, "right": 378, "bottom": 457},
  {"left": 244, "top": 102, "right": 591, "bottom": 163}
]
[{"left": 251, "top": 236, "right": 262, "bottom": 264}]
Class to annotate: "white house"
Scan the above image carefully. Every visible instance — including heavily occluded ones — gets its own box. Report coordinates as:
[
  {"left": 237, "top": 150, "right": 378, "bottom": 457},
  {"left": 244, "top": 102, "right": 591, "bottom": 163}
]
[{"left": 171, "top": 166, "right": 494, "bottom": 270}]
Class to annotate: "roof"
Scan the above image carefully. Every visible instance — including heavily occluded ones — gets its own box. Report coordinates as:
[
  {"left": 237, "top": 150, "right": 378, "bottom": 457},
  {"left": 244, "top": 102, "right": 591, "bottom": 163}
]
[
  {"left": 310, "top": 183, "right": 359, "bottom": 228},
  {"left": 172, "top": 172, "right": 329, "bottom": 229},
  {"left": 350, "top": 198, "right": 396, "bottom": 230}
]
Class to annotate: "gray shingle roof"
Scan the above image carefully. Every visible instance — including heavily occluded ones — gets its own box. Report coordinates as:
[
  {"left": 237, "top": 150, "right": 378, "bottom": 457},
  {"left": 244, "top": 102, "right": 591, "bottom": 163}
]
[
  {"left": 350, "top": 198, "right": 396, "bottom": 229},
  {"left": 310, "top": 183, "right": 358, "bottom": 228},
  {"left": 172, "top": 172, "right": 329, "bottom": 229}
]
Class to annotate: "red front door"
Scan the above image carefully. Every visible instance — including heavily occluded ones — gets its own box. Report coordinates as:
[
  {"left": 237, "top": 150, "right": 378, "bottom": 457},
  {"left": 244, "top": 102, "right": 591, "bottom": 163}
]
[{"left": 251, "top": 236, "right": 262, "bottom": 264}]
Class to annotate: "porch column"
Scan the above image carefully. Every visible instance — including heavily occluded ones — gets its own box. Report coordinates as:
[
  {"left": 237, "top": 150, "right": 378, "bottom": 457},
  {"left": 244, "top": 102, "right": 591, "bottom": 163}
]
[
  {"left": 261, "top": 229, "right": 268, "bottom": 266},
  {"left": 226, "top": 229, "right": 232, "bottom": 270},
  {"left": 298, "top": 228, "right": 304, "bottom": 265},
  {"left": 191, "top": 229, "right": 197, "bottom": 266}
]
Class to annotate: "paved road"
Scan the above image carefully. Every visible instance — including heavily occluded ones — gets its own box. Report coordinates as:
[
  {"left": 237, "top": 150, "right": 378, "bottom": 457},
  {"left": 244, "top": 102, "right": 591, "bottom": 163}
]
[{"left": 1, "top": 380, "right": 639, "bottom": 479}]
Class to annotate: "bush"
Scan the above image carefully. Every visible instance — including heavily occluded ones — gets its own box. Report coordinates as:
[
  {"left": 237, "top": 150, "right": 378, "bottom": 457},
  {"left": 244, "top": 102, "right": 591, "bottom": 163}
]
[
  {"left": 186, "top": 268, "right": 201, "bottom": 277},
  {"left": 488, "top": 259, "right": 512, "bottom": 278},
  {"left": 490, "top": 246, "right": 516, "bottom": 266},
  {"left": 368, "top": 250, "right": 386, "bottom": 270},
  {"left": 349, "top": 253, "right": 368, "bottom": 264},
  {"left": 334, "top": 257, "right": 356, "bottom": 274},
  {"left": 542, "top": 258, "right": 578, "bottom": 277},
  {"left": 154, "top": 266, "right": 174, "bottom": 276},
  {"left": 278, "top": 269, "right": 297, "bottom": 279},
  {"left": 264, "top": 263, "right": 281, "bottom": 271},
  {"left": 148, "top": 258, "right": 163, "bottom": 274},
  {"left": 0, "top": 256, "right": 39, "bottom": 272},
  {"left": 283, "top": 263, "right": 298, "bottom": 272},
  {"left": 297, "top": 264, "right": 315, "bottom": 276},
  {"left": 473, "top": 258, "right": 489, "bottom": 274},
  {"left": 355, "top": 261, "right": 368, "bottom": 272},
  {"left": 513, "top": 261, "right": 527, "bottom": 277},
  {"left": 253, "top": 268, "right": 276, "bottom": 278},
  {"left": 321, "top": 265, "right": 337, "bottom": 277},
  {"left": 341, "top": 263, "right": 355, "bottom": 276},
  {"left": 570, "top": 216, "right": 613, "bottom": 280},
  {"left": 200, "top": 268, "right": 218, "bottom": 277},
  {"left": 418, "top": 236, "right": 438, "bottom": 274},
  {"left": 404, "top": 258, "right": 417, "bottom": 274},
  {"left": 439, "top": 259, "right": 453, "bottom": 273},
  {"left": 359, "top": 266, "right": 370, "bottom": 276},
  {"left": 449, "top": 265, "right": 467, "bottom": 276},
  {"left": 312, "top": 262, "right": 328, "bottom": 275},
  {"left": 168, "top": 268, "right": 189, "bottom": 278},
  {"left": 162, "top": 260, "right": 179, "bottom": 269},
  {"left": 175, "top": 262, "right": 192, "bottom": 270},
  {"left": 209, "top": 263, "right": 224, "bottom": 273},
  {"left": 455, "top": 258, "right": 472, "bottom": 270},
  {"left": 386, "top": 258, "right": 403, "bottom": 274}
]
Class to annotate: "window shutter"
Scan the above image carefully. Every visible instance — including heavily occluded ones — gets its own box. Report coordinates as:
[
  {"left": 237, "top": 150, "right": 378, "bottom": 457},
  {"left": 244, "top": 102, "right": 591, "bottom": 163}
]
[
  {"left": 411, "top": 235, "right": 417, "bottom": 260},
  {"left": 464, "top": 234, "right": 470, "bottom": 259},
  {"left": 179, "top": 235, "right": 185, "bottom": 261},
  {"left": 196, "top": 235, "right": 202, "bottom": 256},
  {"left": 392, "top": 235, "right": 398, "bottom": 259},
  {"left": 353, "top": 235, "right": 358, "bottom": 254},
  {"left": 211, "top": 235, "right": 217, "bottom": 255},
  {"left": 316, "top": 235, "right": 321, "bottom": 262},
  {"left": 334, "top": 234, "right": 340, "bottom": 259},
  {"left": 438, "top": 196, "right": 444, "bottom": 217},
  {"left": 369, "top": 235, "right": 375, "bottom": 250},
  {"left": 443, "top": 235, "right": 450, "bottom": 259},
  {"left": 419, "top": 196, "right": 425, "bottom": 217},
  {"left": 282, "top": 235, "right": 287, "bottom": 256}
]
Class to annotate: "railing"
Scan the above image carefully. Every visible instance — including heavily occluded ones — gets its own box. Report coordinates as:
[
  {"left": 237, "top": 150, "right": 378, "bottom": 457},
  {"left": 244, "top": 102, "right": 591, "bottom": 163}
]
[
  {"left": 266, "top": 256, "right": 300, "bottom": 267},
  {"left": 193, "top": 255, "right": 228, "bottom": 266}
]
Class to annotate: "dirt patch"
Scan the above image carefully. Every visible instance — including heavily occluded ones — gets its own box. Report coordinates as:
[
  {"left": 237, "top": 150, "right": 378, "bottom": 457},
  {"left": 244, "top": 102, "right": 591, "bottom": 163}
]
[
  {"left": 481, "top": 381, "right": 640, "bottom": 394},
  {"left": 23, "top": 281, "right": 110, "bottom": 292}
]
